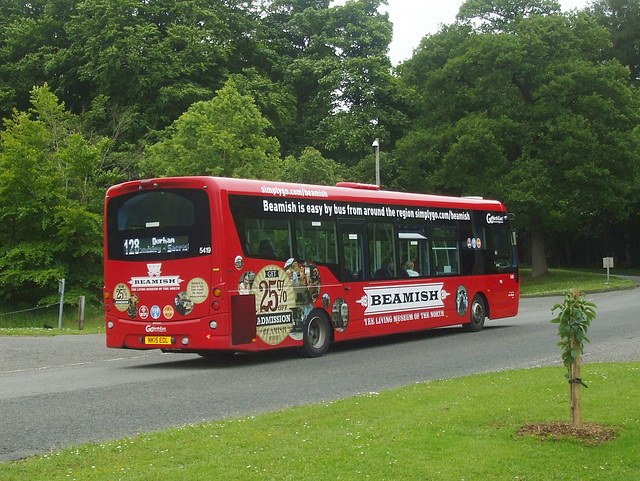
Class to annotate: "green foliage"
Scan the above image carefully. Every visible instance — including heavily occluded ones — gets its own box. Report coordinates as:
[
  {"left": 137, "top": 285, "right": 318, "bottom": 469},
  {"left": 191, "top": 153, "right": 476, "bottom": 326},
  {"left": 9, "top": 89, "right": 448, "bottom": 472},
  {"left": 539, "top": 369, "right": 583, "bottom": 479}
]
[
  {"left": 63, "top": 0, "right": 254, "bottom": 138},
  {"left": 141, "top": 79, "right": 282, "bottom": 179},
  {"left": 261, "top": 0, "right": 405, "bottom": 161},
  {"left": 551, "top": 290, "right": 597, "bottom": 374},
  {"left": 280, "top": 147, "right": 343, "bottom": 185},
  {"left": 457, "top": 0, "right": 563, "bottom": 32},
  {"left": 398, "top": 8, "right": 640, "bottom": 274},
  {"left": 0, "top": 85, "right": 111, "bottom": 305},
  {"left": 1, "top": 0, "right": 640, "bottom": 303},
  {"left": 590, "top": 0, "right": 640, "bottom": 85}
]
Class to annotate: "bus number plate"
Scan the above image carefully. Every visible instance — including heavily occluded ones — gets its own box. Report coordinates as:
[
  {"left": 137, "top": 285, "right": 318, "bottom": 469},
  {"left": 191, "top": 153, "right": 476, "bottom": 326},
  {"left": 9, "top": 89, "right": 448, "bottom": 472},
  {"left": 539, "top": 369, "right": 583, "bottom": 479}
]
[{"left": 145, "top": 336, "right": 172, "bottom": 345}]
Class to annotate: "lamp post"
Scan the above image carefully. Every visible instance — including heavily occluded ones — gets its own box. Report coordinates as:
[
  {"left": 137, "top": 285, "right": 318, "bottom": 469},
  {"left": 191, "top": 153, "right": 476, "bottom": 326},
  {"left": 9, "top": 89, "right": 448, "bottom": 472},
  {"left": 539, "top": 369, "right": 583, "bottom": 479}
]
[{"left": 372, "top": 138, "right": 380, "bottom": 186}]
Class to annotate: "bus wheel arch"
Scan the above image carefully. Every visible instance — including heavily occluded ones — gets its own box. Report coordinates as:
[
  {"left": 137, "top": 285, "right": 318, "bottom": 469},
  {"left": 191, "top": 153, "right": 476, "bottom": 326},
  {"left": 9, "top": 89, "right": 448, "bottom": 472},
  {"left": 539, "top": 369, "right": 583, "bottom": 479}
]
[
  {"left": 464, "top": 293, "right": 488, "bottom": 332},
  {"left": 298, "top": 309, "right": 333, "bottom": 358}
]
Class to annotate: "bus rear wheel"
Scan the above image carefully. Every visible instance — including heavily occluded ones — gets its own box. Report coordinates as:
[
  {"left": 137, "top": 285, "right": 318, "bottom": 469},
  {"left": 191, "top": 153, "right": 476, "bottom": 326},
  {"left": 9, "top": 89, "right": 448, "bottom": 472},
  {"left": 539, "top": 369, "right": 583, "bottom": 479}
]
[
  {"left": 298, "top": 310, "right": 332, "bottom": 358},
  {"left": 464, "top": 295, "right": 486, "bottom": 332}
]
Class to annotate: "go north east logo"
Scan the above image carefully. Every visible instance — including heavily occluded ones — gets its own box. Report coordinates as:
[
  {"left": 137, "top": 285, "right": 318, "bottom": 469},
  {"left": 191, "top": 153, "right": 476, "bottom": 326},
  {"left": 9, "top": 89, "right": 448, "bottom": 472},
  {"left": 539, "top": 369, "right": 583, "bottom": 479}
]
[
  {"left": 356, "top": 283, "right": 447, "bottom": 315},
  {"left": 129, "top": 263, "right": 184, "bottom": 291}
]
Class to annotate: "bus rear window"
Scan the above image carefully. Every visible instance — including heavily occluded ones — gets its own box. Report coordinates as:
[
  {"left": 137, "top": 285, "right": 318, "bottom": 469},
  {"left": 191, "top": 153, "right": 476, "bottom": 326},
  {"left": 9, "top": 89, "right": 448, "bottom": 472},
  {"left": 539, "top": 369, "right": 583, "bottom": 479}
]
[{"left": 106, "top": 189, "right": 211, "bottom": 261}]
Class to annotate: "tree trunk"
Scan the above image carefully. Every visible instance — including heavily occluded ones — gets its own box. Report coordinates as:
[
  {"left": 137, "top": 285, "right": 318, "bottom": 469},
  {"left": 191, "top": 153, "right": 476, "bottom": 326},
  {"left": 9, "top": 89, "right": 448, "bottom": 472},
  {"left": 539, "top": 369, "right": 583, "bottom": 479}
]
[
  {"left": 570, "top": 334, "right": 582, "bottom": 427},
  {"left": 530, "top": 219, "right": 548, "bottom": 278}
]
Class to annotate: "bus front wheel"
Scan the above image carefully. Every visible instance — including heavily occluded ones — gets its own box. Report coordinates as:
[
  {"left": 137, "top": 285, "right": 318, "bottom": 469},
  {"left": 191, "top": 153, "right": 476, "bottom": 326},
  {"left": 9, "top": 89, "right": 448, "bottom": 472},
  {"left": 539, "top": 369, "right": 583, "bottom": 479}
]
[
  {"left": 298, "top": 310, "right": 332, "bottom": 358},
  {"left": 464, "top": 295, "right": 486, "bottom": 332}
]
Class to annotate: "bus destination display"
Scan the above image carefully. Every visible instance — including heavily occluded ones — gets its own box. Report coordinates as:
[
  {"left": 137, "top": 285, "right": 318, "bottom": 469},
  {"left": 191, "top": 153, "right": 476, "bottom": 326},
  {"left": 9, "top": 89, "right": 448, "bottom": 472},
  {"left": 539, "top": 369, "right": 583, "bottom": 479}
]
[{"left": 123, "top": 236, "right": 189, "bottom": 256}]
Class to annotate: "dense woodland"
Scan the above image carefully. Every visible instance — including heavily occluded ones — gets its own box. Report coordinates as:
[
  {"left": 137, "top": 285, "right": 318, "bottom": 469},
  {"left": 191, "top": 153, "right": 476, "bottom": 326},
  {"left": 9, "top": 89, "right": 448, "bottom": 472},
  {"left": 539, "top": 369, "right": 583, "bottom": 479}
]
[{"left": 1, "top": 0, "right": 639, "bottom": 306}]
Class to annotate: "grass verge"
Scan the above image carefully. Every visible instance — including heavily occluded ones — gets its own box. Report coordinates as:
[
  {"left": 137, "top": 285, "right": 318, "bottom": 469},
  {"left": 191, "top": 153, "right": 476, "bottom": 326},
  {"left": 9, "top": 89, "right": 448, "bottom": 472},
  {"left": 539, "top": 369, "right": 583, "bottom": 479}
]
[
  {"left": 519, "top": 268, "right": 636, "bottom": 297},
  {"left": 0, "top": 303, "right": 105, "bottom": 335},
  {"left": 1, "top": 363, "right": 638, "bottom": 480}
]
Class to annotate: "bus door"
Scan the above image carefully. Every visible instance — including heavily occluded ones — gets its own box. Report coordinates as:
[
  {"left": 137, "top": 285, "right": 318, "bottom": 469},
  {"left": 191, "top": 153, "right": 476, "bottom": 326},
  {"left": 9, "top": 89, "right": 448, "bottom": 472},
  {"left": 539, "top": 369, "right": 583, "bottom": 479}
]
[
  {"left": 339, "top": 221, "right": 366, "bottom": 283},
  {"left": 487, "top": 221, "right": 520, "bottom": 318},
  {"left": 336, "top": 221, "right": 368, "bottom": 334}
]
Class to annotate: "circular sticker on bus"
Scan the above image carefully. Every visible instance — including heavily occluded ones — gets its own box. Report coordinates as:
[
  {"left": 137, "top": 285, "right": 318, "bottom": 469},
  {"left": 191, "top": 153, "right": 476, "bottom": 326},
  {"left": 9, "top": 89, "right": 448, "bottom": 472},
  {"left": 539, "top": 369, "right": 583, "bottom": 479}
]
[
  {"left": 456, "top": 285, "right": 469, "bottom": 317},
  {"left": 253, "top": 264, "right": 295, "bottom": 346},
  {"left": 175, "top": 291, "right": 194, "bottom": 316},
  {"left": 331, "top": 298, "right": 349, "bottom": 333},
  {"left": 113, "top": 283, "right": 132, "bottom": 312},
  {"left": 187, "top": 277, "right": 209, "bottom": 304}
]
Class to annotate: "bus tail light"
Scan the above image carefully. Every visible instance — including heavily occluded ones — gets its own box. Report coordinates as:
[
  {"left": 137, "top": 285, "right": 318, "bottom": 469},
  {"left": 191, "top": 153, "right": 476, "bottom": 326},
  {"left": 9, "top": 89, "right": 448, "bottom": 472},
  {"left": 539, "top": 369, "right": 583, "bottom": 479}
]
[
  {"left": 103, "top": 290, "right": 111, "bottom": 311},
  {"left": 212, "top": 286, "right": 222, "bottom": 310}
]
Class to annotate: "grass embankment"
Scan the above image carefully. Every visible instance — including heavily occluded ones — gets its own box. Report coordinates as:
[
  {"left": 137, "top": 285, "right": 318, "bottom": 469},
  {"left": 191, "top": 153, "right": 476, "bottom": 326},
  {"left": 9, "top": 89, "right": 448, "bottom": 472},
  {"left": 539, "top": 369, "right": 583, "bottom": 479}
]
[{"left": 1, "top": 363, "right": 638, "bottom": 479}]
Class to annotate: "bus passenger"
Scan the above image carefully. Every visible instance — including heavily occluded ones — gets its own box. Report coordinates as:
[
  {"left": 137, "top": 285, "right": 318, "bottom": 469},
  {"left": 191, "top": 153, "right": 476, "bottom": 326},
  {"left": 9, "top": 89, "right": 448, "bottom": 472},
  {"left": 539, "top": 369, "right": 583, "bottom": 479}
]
[
  {"left": 404, "top": 260, "right": 419, "bottom": 277},
  {"left": 374, "top": 258, "right": 395, "bottom": 280},
  {"left": 259, "top": 239, "right": 277, "bottom": 258}
]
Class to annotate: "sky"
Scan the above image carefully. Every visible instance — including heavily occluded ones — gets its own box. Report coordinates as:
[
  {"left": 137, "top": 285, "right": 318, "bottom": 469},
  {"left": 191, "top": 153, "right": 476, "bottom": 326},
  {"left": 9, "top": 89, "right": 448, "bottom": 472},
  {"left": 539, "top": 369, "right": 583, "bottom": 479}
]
[{"left": 331, "top": 0, "right": 592, "bottom": 65}]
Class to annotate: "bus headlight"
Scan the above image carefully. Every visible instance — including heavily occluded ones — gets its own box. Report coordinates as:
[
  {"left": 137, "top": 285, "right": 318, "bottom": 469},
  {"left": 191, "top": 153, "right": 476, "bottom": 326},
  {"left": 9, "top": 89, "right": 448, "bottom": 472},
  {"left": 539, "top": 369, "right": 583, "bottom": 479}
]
[
  {"left": 107, "top": 321, "right": 114, "bottom": 329},
  {"left": 209, "top": 321, "right": 218, "bottom": 330}
]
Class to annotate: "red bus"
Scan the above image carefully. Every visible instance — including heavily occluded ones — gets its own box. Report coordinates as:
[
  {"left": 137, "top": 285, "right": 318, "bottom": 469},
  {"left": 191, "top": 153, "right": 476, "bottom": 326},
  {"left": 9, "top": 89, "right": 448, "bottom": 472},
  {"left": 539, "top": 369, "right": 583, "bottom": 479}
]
[{"left": 104, "top": 177, "right": 519, "bottom": 357}]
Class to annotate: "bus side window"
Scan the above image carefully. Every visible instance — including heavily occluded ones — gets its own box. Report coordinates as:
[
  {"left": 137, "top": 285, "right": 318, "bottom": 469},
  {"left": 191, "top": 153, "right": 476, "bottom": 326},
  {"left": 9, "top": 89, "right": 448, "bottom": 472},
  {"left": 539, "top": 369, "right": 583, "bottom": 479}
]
[
  {"left": 243, "top": 217, "right": 292, "bottom": 261},
  {"left": 430, "top": 227, "right": 459, "bottom": 276},
  {"left": 491, "top": 225, "right": 514, "bottom": 271},
  {"left": 398, "top": 231, "right": 429, "bottom": 278},
  {"left": 295, "top": 219, "right": 338, "bottom": 266}
]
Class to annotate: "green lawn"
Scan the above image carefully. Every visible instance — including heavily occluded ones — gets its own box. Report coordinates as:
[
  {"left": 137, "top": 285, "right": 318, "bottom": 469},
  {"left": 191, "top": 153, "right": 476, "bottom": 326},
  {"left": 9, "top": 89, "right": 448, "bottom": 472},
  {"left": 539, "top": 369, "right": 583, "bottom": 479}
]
[
  {"left": 0, "top": 303, "right": 105, "bottom": 335},
  {"left": 1, "top": 363, "right": 638, "bottom": 479},
  {"left": 519, "top": 268, "right": 637, "bottom": 297}
]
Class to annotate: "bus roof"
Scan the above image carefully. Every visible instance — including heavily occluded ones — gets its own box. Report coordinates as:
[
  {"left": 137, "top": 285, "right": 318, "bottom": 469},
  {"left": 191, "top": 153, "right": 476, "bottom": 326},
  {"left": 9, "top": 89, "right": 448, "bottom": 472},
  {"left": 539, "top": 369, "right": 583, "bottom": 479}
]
[{"left": 106, "top": 176, "right": 507, "bottom": 212}]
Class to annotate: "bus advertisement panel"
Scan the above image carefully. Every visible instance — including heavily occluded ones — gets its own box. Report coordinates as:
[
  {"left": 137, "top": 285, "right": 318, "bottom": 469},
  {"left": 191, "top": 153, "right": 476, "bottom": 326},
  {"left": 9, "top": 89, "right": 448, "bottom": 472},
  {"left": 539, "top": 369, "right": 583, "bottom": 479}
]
[{"left": 104, "top": 177, "right": 519, "bottom": 357}]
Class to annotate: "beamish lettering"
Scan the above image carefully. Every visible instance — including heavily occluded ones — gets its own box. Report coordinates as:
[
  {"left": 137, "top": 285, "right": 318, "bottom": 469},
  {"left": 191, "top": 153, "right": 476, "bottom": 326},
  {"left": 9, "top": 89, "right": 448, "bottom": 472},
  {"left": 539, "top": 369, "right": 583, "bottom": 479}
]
[{"left": 361, "top": 283, "right": 445, "bottom": 315}]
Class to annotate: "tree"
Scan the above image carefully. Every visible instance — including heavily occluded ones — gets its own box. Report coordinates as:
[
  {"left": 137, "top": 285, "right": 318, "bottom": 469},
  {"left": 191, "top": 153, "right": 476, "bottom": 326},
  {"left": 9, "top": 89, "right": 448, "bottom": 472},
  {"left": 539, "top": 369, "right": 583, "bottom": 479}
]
[
  {"left": 280, "top": 147, "right": 342, "bottom": 185},
  {"left": 551, "top": 290, "right": 596, "bottom": 427},
  {"left": 0, "top": 85, "right": 114, "bottom": 305},
  {"left": 259, "top": 0, "right": 407, "bottom": 165},
  {"left": 140, "top": 80, "right": 282, "bottom": 179},
  {"left": 0, "top": 0, "right": 77, "bottom": 118},
  {"left": 590, "top": 0, "right": 640, "bottom": 85},
  {"left": 63, "top": 0, "right": 257, "bottom": 139},
  {"left": 398, "top": 6, "right": 640, "bottom": 277},
  {"left": 456, "top": 0, "right": 562, "bottom": 31}
]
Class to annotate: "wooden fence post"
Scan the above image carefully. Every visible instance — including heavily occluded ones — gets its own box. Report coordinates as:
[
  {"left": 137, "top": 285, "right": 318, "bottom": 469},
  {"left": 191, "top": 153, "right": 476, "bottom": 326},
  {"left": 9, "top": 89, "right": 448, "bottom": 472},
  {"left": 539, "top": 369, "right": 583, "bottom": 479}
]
[{"left": 78, "top": 296, "right": 85, "bottom": 330}]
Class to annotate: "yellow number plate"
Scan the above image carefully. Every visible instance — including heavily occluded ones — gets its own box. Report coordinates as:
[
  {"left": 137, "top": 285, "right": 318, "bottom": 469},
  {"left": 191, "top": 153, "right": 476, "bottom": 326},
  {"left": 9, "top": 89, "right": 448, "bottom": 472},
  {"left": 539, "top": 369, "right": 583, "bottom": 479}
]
[{"left": 144, "top": 336, "right": 172, "bottom": 345}]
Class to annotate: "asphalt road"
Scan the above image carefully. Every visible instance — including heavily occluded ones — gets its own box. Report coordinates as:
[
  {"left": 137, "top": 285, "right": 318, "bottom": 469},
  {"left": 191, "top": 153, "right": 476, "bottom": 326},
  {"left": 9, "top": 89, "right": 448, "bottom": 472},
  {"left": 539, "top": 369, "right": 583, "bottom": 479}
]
[{"left": 1, "top": 286, "right": 639, "bottom": 462}]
